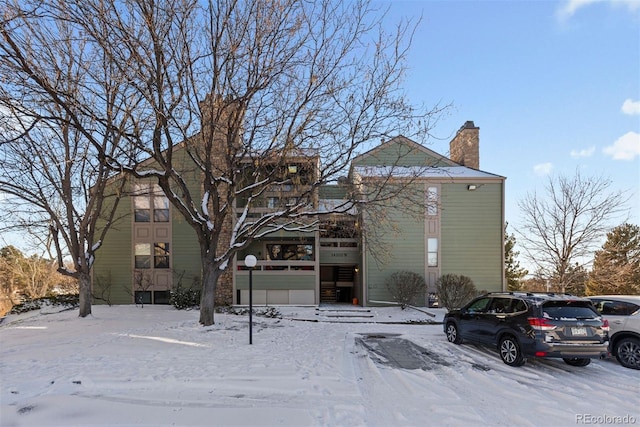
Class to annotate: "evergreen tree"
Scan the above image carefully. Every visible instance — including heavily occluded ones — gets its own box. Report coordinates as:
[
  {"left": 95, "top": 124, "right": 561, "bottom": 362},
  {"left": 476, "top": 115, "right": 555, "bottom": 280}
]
[
  {"left": 564, "top": 263, "right": 588, "bottom": 296},
  {"left": 587, "top": 223, "right": 640, "bottom": 295},
  {"left": 505, "top": 224, "right": 528, "bottom": 291}
]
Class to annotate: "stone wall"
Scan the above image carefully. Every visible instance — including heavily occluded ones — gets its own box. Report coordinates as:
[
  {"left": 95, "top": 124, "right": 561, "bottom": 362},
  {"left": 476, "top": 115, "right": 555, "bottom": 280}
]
[{"left": 449, "top": 121, "right": 480, "bottom": 169}]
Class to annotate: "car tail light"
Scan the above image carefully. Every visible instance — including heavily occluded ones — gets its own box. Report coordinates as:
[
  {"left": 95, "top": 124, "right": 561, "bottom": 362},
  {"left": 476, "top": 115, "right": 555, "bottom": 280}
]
[
  {"left": 528, "top": 317, "right": 557, "bottom": 331},
  {"left": 601, "top": 318, "right": 610, "bottom": 332}
]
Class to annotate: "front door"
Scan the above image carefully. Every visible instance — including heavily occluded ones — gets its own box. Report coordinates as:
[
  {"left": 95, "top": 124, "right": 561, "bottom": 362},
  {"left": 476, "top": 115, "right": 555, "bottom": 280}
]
[{"left": 320, "top": 265, "right": 355, "bottom": 303}]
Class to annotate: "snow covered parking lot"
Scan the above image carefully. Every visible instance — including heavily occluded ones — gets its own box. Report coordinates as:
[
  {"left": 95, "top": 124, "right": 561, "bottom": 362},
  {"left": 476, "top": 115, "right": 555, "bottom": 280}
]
[{"left": 1, "top": 305, "right": 639, "bottom": 426}]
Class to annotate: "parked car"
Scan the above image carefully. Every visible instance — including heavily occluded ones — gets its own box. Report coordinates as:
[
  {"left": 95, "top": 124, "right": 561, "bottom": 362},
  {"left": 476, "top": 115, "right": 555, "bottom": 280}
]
[
  {"left": 428, "top": 293, "right": 439, "bottom": 308},
  {"left": 443, "top": 292, "right": 609, "bottom": 367},
  {"left": 589, "top": 295, "right": 640, "bottom": 370}
]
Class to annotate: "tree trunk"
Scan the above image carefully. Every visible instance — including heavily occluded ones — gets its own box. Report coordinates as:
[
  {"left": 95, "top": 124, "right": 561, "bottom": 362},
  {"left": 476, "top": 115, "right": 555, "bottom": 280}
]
[
  {"left": 199, "top": 260, "right": 221, "bottom": 326},
  {"left": 78, "top": 271, "right": 92, "bottom": 318}
]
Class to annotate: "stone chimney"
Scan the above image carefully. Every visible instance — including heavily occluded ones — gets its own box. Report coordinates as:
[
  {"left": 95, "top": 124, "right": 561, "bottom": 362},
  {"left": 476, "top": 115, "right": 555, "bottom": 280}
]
[{"left": 449, "top": 121, "right": 479, "bottom": 169}]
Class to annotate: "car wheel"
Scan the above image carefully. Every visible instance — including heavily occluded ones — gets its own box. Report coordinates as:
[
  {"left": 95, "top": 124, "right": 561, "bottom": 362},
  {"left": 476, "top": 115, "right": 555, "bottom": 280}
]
[
  {"left": 615, "top": 338, "right": 640, "bottom": 370},
  {"left": 499, "top": 336, "right": 525, "bottom": 367},
  {"left": 445, "top": 322, "right": 462, "bottom": 344},
  {"left": 563, "top": 358, "right": 591, "bottom": 367}
]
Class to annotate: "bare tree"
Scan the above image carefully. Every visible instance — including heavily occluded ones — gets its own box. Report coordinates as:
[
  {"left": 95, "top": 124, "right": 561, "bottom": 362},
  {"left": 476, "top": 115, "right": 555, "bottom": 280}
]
[
  {"left": 517, "top": 170, "right": 629, "bottom": 293},
  {"left": 1, "top": 0, "right": 446, "bottom": 325},
  {"left": 0, "top": 245, "right": 78, "bottom": 314},
  {"left": 0, "top": 4, "right": 131, "bottom": 317}
]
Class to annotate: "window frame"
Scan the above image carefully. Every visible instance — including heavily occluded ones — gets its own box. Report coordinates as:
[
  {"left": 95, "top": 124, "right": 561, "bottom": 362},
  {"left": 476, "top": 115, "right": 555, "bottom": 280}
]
[
  {"left": 153, "top": 242, "right": 170, "bottom": 269},
  {"left": 134, "top": 243, "right": 151, "bottom": 269}
]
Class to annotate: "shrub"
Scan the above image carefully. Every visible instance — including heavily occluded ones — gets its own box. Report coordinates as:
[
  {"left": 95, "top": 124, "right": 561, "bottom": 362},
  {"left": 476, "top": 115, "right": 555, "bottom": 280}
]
[
  {"left": 385, "top": 271, "right": 427, "bottom": 309},
  {"left": 222, "top": 306, "right": 281, "bottom": 318},
  {"left": 436, "top": 274, "right": 477, "bottom": 310},
  {"left": 170, "top": 285, "right": 201, "bottom": 310},
  {"left": 9, "top": 294, "right": 79, "bottom": 315}
]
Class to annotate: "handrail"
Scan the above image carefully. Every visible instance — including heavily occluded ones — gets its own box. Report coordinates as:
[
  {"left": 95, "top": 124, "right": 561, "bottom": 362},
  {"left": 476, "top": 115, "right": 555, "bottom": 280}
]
[{"left": 237, "top": 260, "right": 315, "bottom": 272}]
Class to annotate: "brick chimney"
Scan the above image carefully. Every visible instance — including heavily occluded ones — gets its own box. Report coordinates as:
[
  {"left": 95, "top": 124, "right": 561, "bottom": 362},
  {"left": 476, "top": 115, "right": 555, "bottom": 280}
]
[{"left": 449, "top": 121, "right": 479, "bottom": 169}]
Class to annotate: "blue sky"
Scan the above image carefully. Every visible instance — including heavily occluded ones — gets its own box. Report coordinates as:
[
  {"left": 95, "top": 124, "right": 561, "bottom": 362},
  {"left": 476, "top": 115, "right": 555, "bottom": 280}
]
[
  {"left": 383, "top": 0, "right": 640, "bottom": 233},
  {"left": 1, "top": 0, "right": 638, "bottom": 255}
]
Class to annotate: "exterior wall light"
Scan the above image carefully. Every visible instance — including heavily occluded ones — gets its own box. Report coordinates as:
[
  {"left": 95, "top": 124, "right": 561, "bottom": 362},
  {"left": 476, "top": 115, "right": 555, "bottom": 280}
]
[
  {"left": 288, "top": 165, "right": 297, "bottom": 174},
  {"left": 467, "top": 185, "right": 477, "bottom": 191}
]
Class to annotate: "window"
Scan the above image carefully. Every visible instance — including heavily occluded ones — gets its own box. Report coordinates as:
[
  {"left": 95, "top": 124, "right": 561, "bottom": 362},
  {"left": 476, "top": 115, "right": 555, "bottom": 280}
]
[
  {"left": 489, "top": 298, "right": 511, "bottom": 313},
  {"left": 267, "top": 197, "right": 280, "bottom": 208},
  {"left": 541, "top": 301, "right": 599, "bottom": 320},
  {"left": 427, "top": 186, "right": 438, "bottom": 216},
  {"left": 267, "top": 244, "right": 283, "bottom": 260},
  {"left": 135, "top": 243, "right": 151, "bottom": 269},
  {"left": 134, "top": 194, "right": 151, "bottom": 222},
  {"left": 153, "top": 193, "right": 170, "bottom": 222},
  {"left": 427, "top": 238, "right": 438, "bottom": 267},
  {"left": 154, "top": 243, "right": 170, "bottom": 268},
  {"left": 593, "top": 299, "right": 640, "bottom": 316},
  {"left": 153, "top": 291, "right": 171, "bottom": 305},
  {"left": 266, "top": 243, "right": 314, "bottom": 261},
  {"left": 135, "top": 291, "right": 152, "bottom": 305},
  {"left": 512, "top": 299, "right": 527, "bottom": 313},
  {"left": 134, "top": 183, "right": 169, "bottom": 223},
  {"left": 466, "top": 297, "right": 491, "bottom": 313}
]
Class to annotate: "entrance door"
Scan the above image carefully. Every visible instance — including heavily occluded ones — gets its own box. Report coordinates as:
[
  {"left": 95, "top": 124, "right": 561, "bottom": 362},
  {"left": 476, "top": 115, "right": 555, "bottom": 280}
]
[{"left": 320, "top": 265, "right": 355, "bottom": 303}]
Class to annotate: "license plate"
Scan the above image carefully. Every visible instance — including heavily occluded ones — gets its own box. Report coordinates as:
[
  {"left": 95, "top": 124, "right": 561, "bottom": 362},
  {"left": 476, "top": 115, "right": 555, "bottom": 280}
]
[{"left": 571, "top": 327, "right": 587, "bottom": 336}]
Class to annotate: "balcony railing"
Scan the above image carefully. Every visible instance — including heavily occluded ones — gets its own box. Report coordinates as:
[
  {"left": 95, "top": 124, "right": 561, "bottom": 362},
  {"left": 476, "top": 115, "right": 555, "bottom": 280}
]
[{"left": 237, "top": 260, "right": 315, "bottom": 272}]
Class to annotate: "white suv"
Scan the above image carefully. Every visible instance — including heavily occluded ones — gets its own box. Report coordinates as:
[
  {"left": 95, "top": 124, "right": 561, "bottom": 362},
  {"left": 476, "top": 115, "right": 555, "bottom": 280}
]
[{"left": 589, "top": 295, "right": 640, "bottom": 370}]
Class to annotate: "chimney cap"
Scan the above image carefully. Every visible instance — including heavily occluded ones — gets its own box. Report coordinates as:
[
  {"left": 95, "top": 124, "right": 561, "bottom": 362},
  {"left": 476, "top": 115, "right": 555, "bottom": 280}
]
[{"left": 460, "top": 121, "right": 477, "bottom": 130}]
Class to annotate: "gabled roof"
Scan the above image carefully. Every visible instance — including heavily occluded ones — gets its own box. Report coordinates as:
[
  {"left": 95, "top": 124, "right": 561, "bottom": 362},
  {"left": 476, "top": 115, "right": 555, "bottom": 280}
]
[
  {"left": 351, "top": 135, "right": 458, "bottom": 168},
  {"left": 352, "top": 165, "right": 505, "bottom": 180}
]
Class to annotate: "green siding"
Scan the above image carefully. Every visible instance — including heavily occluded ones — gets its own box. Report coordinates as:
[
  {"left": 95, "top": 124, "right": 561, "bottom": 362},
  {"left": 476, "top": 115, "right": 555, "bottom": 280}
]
[
  {"left": 94, "top": 145, "right": 206, "bottom": 303},
  {"left": 171, "top": 213, "right": 202, "bottom": 289},
  {"left": 363, "top": 180, "right": 504, "bottom": 305},
  {"left": 93, "top": 185, "right": 134, "bottom": 304},
  {"left": 440, "top": 182, "right": 503, "bottom": 292},
  {"left": 319, "top": 185, "right": 348, "bottom": 199},
  {"left": 353, "top": 138, "right": 454, "bottom": 168},
  {"left": 171, "top": 147, "right": 204, "bottom": 288},
  {"left": 364, "top": 196, "right": 426, "bottom": 304},
  {"left": 236, "top": 274, "right": 315, "bottom": 290}
]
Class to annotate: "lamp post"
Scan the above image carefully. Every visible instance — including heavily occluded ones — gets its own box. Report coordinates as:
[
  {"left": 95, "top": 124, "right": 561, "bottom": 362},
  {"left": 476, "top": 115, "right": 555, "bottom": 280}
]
[{"left": 244, "top": 255, "right": 257, "bottom": 345}]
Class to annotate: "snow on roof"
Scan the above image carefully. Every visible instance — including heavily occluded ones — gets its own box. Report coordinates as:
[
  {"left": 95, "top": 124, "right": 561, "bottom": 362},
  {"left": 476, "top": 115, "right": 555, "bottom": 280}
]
[{"left": 352, "top": 165, "right": 503, "bottom": 180}]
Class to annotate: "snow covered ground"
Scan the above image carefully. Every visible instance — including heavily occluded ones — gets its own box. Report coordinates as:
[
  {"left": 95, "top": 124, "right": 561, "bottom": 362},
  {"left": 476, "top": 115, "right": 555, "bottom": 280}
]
[{"left": 1, "top": 304, "right": 638, "bottom": 427}]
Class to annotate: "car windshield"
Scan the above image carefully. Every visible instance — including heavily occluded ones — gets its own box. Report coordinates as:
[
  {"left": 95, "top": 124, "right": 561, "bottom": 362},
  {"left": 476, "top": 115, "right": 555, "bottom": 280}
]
[{"left": 541, "top": 301, "right": 599, "bottom": 320}]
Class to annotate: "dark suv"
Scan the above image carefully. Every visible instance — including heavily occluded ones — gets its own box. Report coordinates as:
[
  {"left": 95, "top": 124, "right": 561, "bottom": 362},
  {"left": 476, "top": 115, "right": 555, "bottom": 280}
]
[{"left": 443, "top": 292, "right": 609, "bottom": 367}]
